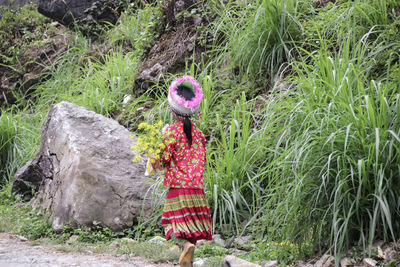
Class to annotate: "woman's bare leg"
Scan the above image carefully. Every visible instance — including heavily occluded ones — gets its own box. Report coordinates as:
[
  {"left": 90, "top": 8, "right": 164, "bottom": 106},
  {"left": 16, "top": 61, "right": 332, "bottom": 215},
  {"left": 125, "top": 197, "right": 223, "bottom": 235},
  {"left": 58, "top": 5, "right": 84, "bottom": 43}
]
[{"left": 179, "top": 241, "right": 195, "bottom": 267}]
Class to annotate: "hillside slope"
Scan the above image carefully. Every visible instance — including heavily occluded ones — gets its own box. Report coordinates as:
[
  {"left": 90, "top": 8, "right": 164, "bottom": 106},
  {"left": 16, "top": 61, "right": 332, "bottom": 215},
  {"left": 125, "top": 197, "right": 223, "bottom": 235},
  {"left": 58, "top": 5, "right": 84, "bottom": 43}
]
[{"left": 1, "top": 0, "right": 400, "bottom": 265}]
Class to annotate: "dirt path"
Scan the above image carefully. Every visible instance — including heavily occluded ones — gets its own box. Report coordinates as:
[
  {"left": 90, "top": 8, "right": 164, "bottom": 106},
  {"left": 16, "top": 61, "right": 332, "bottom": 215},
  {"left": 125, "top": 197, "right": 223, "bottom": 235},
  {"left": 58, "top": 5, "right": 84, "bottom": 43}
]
[{"left": 0, "top": 233, "right": 174, "bottom": 267}]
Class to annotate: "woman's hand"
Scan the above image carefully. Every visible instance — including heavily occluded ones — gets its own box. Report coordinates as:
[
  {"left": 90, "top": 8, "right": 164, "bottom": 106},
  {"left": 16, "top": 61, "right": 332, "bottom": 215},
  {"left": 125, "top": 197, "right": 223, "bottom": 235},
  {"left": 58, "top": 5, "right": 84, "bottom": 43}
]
[{"left": 150, "top": 155, "right": 162, "bottom": 170}]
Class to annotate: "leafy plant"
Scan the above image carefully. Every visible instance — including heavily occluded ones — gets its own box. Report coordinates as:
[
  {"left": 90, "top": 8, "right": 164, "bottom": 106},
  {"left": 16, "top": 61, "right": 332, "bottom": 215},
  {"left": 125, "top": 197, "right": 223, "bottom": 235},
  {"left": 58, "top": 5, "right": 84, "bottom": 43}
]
[
  {"left": 239, "top": 240, "right": 307, "bottom": 265},
  {"left": 72, "top": 221, "right": 121, "bottom": 243}
]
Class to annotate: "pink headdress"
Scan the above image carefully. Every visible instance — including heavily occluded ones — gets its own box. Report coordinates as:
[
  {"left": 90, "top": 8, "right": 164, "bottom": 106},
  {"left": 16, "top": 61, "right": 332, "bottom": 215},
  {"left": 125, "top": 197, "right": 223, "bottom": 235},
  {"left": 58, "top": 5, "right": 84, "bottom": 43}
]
[{"left": 168, "top": 75, "right": 203, "bottom": 116}]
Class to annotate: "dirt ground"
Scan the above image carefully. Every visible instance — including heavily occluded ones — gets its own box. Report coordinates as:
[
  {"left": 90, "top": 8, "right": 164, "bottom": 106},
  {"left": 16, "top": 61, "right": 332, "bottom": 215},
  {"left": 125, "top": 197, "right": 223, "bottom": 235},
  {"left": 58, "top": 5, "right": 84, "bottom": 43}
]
[{"left": 0, "top": 233, "right": 174, "bottom": 267}]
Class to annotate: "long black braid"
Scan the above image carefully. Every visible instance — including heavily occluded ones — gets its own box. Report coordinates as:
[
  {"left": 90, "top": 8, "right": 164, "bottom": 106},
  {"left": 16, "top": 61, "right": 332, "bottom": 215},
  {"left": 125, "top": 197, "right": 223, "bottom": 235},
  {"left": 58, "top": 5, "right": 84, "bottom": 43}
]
[{"left": 175, "top": 84, "right": 195, "bottom": 146}]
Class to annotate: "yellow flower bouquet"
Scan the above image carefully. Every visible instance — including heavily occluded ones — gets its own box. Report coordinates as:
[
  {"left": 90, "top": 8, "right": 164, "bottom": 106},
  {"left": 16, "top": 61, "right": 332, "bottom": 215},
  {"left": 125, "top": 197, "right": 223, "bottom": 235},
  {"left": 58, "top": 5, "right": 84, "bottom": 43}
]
[{"left": 130, "top": 120, "right": 171, "bottom": 175}]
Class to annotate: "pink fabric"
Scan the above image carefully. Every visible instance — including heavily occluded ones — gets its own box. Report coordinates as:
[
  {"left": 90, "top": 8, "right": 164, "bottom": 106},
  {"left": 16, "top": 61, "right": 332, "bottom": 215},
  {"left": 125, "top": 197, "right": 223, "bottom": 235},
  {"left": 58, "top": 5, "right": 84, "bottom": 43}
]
[{"left": 169, "top": 76, "right": 203, "bottom": 108}]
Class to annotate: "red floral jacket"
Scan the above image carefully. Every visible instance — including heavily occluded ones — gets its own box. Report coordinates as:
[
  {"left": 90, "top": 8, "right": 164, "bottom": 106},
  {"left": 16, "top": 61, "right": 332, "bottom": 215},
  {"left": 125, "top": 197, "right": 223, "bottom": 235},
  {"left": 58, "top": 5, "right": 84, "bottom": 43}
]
[{"left": 161, "top": 122, "right": 206, "bottom": 189}]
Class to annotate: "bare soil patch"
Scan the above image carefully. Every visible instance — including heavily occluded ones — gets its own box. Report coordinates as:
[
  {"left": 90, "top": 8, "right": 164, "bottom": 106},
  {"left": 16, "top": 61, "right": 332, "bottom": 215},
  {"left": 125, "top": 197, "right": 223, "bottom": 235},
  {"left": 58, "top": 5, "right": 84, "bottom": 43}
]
[{"left": 0, "top": 232, "right": 174, "bottom": 267}]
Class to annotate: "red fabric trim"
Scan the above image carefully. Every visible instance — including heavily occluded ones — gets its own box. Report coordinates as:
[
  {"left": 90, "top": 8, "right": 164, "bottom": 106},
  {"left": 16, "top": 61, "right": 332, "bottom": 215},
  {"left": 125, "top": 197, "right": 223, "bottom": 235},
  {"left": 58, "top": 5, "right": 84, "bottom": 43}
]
[{"left": 165, "top": 188, "right": 206, "bottom": 198}]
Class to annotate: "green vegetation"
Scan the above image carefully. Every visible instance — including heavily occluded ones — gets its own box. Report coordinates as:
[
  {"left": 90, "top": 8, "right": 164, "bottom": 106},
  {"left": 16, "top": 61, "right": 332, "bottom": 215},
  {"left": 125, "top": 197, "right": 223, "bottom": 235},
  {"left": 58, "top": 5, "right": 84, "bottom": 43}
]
[
  {"left": 262, "top": 37, "right": 400, "bottom": 256},
  {"left": 0, "top": 4, "right": 50, "bottom": 69},
  {"left": 0, "top": 113, "right": 16, "bottom": 182},
  {"left": 1, "top": 0, "right": 400, "bottom": 265}
]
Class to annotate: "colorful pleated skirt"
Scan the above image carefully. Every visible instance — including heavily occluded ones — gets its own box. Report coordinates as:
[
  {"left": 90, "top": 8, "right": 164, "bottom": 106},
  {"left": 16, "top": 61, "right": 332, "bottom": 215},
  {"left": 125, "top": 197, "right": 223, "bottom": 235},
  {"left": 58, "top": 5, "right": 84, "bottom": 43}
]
[{"left": 161, "top": 188, "right": 212, "bottom": 245}]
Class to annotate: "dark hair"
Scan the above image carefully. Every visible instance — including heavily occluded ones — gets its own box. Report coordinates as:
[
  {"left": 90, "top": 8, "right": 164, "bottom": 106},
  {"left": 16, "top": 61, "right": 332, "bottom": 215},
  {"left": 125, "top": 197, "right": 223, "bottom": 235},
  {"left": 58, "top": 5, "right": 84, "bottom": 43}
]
[
  {"left": 175, "top": 84, "right": 194, "bottom": 146},
  {"left": 176, "top": 84, "right": 195, "bottom": 100}
]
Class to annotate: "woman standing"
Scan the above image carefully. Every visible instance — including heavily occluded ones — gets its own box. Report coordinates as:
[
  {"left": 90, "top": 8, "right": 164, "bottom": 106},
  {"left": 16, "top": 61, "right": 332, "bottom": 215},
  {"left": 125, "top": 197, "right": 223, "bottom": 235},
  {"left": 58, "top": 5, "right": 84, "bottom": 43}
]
[{"left": 154, "top": 76, "right": 212, "bottom": 267}]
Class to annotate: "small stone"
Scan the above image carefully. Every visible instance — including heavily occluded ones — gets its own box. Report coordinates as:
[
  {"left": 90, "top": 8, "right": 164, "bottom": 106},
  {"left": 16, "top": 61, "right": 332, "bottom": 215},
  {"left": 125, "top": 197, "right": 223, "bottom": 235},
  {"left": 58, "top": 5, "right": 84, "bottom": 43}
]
[
  {"left": 212, "top": 234, "right": 226, "bottom": 247},
  {"left": 362, "top": 258, "right": 377, "bottom": 267},
  {"left": 235, "top": 235, "right": 251, "bottom": 247},
  {"left": 193, "top": 15, "right": 202, "bottom": 26},
  {"left": 340, "top": 257, "right": 349, "bottom": 267},
  {"left": 121, "top": 238, "right": 136, "bottom": 244},
  {"left": 264, "top": 260, "right": 278, "bottom": 267},
  {"left": 383, "top": 246, "right": 399, "bottom": 262},
  {"left": 134, "top": 107, "right": 146, "bottom": 116},
  {"left": 315, "top": 255, "right": 334, "bottom": 267},
  {"left": 370, "top": 240, "right": 384, "bottom": 250},
  {"left": 193, "top": 258, "right": 206, "bottom": 267},
  {"left": 168, "top": 245, "right": 181, "bottom": 255},
  {"left": 13, "top": 202, "right": 27, "bottom": 209},
  {"left": 296, "top": 261, "right": 313, "bottom": 267},
  {"left": 110, "top": 241, "right": 120, "bottom": 248},
  {"left": 222, "top": 255, "right": 262, "bottom": 267},
  {"left": 17, "top": 235, "right": 28, "bottom": 242},
  {"left": 66, "top": 235, "right": 79, "bottom": 244},
  {"left": 196, "top": 240, "right": 207, "bottom": 247},
  {"left": 377, "top": 246, "right": 385, "bottom": 260},
  {"left": 123, "top": 95, "right": 132, "bottom": 106},
  {"left": 148, "top": 236, "right": 166, "bottom": 245}
]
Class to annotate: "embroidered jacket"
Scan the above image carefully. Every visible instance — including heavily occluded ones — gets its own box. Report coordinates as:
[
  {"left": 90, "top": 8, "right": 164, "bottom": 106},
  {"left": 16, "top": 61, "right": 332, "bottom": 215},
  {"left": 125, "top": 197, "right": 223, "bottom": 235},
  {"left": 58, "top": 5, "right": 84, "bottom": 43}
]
[{"left": 161, "top": 122, "right": 206, "bottom": 188}]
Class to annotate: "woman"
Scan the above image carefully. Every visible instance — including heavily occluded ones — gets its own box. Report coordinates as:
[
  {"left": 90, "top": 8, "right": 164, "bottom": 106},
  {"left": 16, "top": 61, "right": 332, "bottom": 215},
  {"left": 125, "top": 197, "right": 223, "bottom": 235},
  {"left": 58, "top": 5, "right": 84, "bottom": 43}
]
[{"left": 154, "top": 76, "right": 212, "bottom": 267}]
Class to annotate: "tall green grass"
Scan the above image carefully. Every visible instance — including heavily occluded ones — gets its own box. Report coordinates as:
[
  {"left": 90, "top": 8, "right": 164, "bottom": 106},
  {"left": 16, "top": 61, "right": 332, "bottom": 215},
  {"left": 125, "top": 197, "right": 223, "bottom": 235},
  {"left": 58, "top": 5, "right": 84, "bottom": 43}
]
[
  {"left": 31, "top": 46, "right": 139, "bottom": 116},
  {"left": 303, "top": 0, "right": 397, "bottom": 55},
  {"left": 0, "top": 112, "right": 16, "bottom": 183},
  {"left": 0, "top": 110, "right": 43, "bottom": 185},
  {"left": 259, "top": 35, "right": 400, "bottom": 256},
  {"left": 229, "top": 0, "right": 307, "bottom": 78}
]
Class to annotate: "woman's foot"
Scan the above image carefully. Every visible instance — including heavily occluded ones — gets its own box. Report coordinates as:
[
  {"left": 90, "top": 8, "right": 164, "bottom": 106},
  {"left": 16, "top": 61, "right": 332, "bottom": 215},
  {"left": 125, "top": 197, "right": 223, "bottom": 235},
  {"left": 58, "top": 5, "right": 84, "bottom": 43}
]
[{"left": 179, "top": 242, "right": 195, "bottom": 267}]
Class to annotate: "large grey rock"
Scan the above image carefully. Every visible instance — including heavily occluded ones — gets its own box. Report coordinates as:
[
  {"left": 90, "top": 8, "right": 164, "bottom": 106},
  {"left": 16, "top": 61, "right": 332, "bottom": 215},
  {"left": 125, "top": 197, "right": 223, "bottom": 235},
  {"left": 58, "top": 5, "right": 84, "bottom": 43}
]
[
  {"left": 15, "top": 101, "right": 152, "bottom": 231},
  {"left": 37, "top": 0, "right": 122, "bottom": 32}
]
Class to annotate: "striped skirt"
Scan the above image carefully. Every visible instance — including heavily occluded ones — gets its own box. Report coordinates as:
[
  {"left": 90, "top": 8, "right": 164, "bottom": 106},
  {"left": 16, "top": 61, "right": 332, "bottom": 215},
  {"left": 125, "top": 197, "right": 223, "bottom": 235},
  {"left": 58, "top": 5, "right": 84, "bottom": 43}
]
[{"left": 161, "top": 188, "right": 212, "bottom": 245}]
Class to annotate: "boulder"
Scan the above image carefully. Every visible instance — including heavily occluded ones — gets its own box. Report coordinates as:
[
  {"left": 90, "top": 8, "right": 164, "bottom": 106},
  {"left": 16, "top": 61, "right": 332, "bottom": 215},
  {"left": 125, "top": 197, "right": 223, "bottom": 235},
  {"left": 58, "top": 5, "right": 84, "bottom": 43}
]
[
  {"left": 13, "top": 101, "right": 153, "bottom": 231},
  {"left": 37, "top": 0, "right": 122, "bottom": 31}
]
